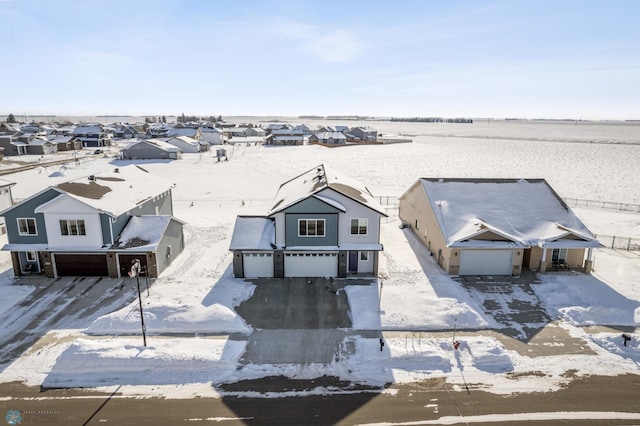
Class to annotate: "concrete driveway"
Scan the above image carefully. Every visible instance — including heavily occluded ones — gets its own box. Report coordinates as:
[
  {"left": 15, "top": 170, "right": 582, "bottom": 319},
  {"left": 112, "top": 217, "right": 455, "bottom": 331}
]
[
  {"left": 454, "top": 271, "right": 552, "bottom": 341},
  {"left": 0, "top": 276, "right": 137, "bottom": 371},
  {"left": 235, "top": 277, "right": 380, "bottom": 365}
]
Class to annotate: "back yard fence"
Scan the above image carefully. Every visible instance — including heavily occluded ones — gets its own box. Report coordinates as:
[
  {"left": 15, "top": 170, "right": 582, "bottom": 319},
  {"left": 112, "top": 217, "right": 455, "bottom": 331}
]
[
  {"left": 376, "top": 195, "right": 400, "bottom": 216},
  {"left": 594, "top": 234, "right": 640, "bottom": 251},
  {"left": 564, "top": 197, "right": 640, "bottom": 212}
]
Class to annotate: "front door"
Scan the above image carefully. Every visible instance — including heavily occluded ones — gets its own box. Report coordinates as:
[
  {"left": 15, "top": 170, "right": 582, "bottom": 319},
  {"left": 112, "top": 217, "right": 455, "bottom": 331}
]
[{"left": 348, "top": 251, "right": 358, "bottom": 273}]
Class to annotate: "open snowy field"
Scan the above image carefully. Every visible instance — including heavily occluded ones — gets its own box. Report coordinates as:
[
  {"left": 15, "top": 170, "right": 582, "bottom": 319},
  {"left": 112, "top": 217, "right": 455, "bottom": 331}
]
[{"left": 0, "top": 120, "right": 638, "bottom": 398}]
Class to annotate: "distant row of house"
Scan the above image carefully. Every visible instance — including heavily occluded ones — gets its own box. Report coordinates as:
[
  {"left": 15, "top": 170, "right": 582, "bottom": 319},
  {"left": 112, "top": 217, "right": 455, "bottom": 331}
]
[{"left": 0, "top": 121, "right": 382, "bottom": 157}]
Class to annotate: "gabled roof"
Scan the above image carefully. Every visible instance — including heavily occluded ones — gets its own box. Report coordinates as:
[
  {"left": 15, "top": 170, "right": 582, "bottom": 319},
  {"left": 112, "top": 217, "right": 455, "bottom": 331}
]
[
  {"left": 23, "top": 165, "right": 174, "bottom": 217},
  {"left": 162, "top": 135, "right": 199, "bottom": 146},
  {"left": 405, "top": 178, "right": 600, "bottom": 248},
  {"left": 267, "top": 164, "right": 387, "bottom": 217},
  {"left": 124, "top": 138, "right": 180, "bottom": 152},
  {"left": 313, "top": 131, "right": 347, "bottom": 140}
]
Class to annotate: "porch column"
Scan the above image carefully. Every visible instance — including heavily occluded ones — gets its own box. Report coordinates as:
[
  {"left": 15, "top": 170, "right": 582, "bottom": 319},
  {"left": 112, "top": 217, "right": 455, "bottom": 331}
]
[
  {"left": 584, "top": 248, "right": 593, "bottom": 275},
  {"left": 539, "top": 247, "right": 547, "bottom": 273}
]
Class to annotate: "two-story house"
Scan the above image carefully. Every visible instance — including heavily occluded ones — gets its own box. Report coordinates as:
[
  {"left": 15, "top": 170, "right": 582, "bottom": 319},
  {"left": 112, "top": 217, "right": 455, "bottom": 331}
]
[
  {"left": 72, "top": 123, "right": 112, "bottom": 148},
  {"left": 1, "top": 165, "right": 184, "bottom": 278},
  {"left": 229, "top": 164, "right": 387, "bottom": 278}
]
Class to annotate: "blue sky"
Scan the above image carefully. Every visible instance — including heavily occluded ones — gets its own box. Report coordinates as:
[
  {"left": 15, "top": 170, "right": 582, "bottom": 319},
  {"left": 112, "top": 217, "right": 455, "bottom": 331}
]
[{"left": 2, "top": 0, "right": 639, "bottom": 119}]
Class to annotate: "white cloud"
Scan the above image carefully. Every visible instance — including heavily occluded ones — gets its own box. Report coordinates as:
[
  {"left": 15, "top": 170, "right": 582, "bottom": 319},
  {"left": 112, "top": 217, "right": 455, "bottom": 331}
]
[
  {"left": 302, "top": 29, "right": 364, "bottom": 63},
  {"left": 276, "top": 21, "right": 365, "bottom": 63}
]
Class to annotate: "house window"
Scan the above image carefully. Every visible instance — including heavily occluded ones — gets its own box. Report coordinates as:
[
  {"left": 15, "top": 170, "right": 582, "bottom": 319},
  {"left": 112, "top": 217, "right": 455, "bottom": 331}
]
[
  {"left": 552, "top": 248, "right": 568, "bottom": 263},
  {"left": 18, "top": 218, "right": 37, "bottom": 236},
  {"left": 26, "top": 251, "right": 37, "bottom": 261},
  {"left": 298, "top": 219, "right": 325, "bottom": 237},
  {"left": 350, "top": 218, "right": 368, "bottom": 235},
  {"left": 59, "top": 219, "right": 86, "bottom": 236},
  {"left": 360, "top": 251, "right": 369, "bottom": 261}
]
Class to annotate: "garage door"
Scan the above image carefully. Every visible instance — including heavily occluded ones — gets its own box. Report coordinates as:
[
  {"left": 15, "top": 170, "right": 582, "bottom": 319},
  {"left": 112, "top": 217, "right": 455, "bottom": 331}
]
[
  {"left": 54, "top": 254, "right": 109, "bottom": 276},
  {"left": 459, "top": 250, "right": 513, "bottom": 275},
  {"left": 284, "top": 252, "right": 338, "bottom": 277},
  {"left": 243, "top": 252, "right": 274, "bottom": 278}
]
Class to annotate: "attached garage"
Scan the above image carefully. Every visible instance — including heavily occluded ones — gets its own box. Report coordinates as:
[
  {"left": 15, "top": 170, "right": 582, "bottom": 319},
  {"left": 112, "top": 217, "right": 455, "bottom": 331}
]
[
  {"left": 459, "top": 250, "right": 513, "bottom": 276},
  {"left": 284, "top": 252, "right": 338, "bottom": 277},
  {"left": 243, "top": 252, "right": 274, "bottom": 278},
  {"left": 54, "top": 253, "right": 108, "bottom": 276}
]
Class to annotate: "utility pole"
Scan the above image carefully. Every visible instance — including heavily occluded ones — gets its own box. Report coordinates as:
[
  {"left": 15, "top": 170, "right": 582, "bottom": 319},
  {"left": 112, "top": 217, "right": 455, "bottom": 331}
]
[{"left": 129, "top": 259, "right": 147, "bottom": 347}]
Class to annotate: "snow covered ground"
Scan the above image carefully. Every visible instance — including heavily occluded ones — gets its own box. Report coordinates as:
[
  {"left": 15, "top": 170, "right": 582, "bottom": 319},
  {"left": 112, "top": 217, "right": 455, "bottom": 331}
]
[{"left": 0, "top": 121, "right": 638, "bottom": 398}]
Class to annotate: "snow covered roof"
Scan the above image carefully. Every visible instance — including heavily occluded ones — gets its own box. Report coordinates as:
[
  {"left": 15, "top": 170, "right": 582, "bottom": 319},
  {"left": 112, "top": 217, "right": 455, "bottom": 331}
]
[
  {"left": 168, "top": 128, "right": 199, "bottom": 138},
  {"left": 162, "top": 136, "right": 199, "bottom": 146},
  {"left": 46, "top": 165, "right": 173, "bottom": 217},
  {"left": 267, "top": 164, "right": 387, "bottom": 216},
  {"left": 124, "top": 138, "right": 180, "bottom": 152},
  {"left": 229, "top": 216, "right": 275, "bottom": 250},
  {"left": 411, "top": 178, "right": 600, "bottom": 248},
  {"left": 112, "top": 215, "right": 177, "bottom": 250},
  {"left": 0, "top": 178, "right": 15, "bottom": 188},
  {"left": 313, "top": 132, "right": 347, "bottom": 139}
]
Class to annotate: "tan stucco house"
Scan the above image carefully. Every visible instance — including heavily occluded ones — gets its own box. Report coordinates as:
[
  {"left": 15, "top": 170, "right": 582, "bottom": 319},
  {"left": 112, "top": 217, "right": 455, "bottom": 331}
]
[{"left": 398, "top": 178, "right": 602, "bottom": 276}]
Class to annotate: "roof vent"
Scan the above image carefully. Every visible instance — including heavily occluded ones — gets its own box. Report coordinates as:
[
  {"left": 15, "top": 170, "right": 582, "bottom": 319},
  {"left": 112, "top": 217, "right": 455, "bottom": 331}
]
[
  {"left": 88, "top": 175, "right": 95, "bottom": 181},
  {"left": 114, "top": 168, "right": 119, "bottom": 173}
]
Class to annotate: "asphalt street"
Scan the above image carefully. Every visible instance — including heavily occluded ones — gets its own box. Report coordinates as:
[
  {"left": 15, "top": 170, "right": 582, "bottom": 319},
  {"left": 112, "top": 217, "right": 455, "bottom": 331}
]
[{"left": 2, "top": 374, "right": 640, "bottom": 425}]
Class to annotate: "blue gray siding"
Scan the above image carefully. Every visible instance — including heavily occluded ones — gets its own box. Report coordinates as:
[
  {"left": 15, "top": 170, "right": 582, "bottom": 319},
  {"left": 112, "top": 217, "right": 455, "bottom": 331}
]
[
  {"left": 285, "top": 213, "right": 338, "bottom": 247},
  {"left": 285, "top": 197, "right": 342, "bottom": 214},
  {"left": 3, "top": 189, "right": 60, "bottom": 244},
  {"left": 156, "top": 218, "right": 185, "bottom": 275}
]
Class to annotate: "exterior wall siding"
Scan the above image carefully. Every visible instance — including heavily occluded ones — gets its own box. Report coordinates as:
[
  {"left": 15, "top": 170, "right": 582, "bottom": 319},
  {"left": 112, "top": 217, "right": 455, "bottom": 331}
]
[
  {"left": 3, "top": 189, "right": 61, "bottom": 245},
  {"left": 155, "top": 219, "right": 184, "bottom": 276},
  {"left": 399, "top": 183, "right": 449, "bottom": 270},
  {"left": 123, "top": 145, "right": 172, "bottom": 160},
  {"left": 284, "top": 213, "right": 338, "bottom": 247}
]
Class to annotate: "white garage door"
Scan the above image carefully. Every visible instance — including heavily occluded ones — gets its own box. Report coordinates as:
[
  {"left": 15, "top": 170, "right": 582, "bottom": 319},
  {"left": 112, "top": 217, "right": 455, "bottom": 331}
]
[
  {"left": 284, "top": 252, "right": 338, "bottom": 277},
  {"left": 243, "top": 252, "right": 274, "bottom": 278},
  {"left": 459, "top": 250, "right": 513, "bottom": 275}
]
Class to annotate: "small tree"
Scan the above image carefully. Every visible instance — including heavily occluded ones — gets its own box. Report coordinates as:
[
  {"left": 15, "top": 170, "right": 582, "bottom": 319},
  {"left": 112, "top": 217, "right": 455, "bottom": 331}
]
[
  {"left": 6, "top": 113, "right": 16, "bottom": 123},
  {"left": 161, "top": 115, "right": 167, "bottom": 123}
]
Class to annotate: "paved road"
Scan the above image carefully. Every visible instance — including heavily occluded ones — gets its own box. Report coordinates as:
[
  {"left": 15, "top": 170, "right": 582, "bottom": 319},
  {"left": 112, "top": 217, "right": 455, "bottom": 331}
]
[{"left": 1, "top": 374, "right": 640, "bottom": 425}]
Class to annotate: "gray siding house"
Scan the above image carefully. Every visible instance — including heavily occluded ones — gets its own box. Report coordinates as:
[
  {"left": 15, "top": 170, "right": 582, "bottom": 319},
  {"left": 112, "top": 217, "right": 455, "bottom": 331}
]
[
  {"left": 121, "top": 139, "right": 181, "bottom": 160},
  {"left": 230, "top": 164, "right": 387, "bottom": 278},
  {"left": 1, "top": 165, "right": 185, "bottom": 278}
]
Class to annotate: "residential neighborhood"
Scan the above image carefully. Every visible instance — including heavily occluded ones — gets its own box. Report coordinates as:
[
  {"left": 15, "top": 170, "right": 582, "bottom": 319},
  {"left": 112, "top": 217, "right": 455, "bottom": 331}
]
[
  {"left": 0, "top": 115, "right": 638, "bottom": 425},
  {"left": 0, "top": 117, "right": 393, "bottom": 161}
]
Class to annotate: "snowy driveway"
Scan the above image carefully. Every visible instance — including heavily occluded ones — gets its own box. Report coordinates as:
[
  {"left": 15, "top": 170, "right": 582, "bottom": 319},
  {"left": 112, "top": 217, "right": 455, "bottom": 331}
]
[
  {"left": 235, "top": 277, "right": 381, "bottom": 364},
  {"left": 0, "top": 276, "right": 137, "bottom": 372},
  {"left": 454, "top": 271, "right": 552, "bottom": 341}
]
